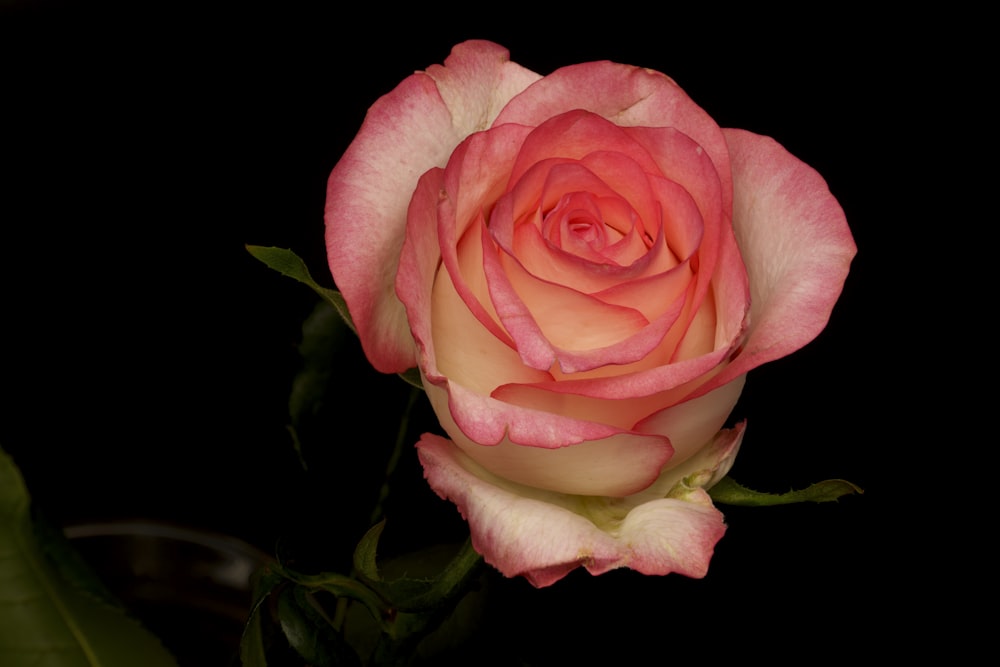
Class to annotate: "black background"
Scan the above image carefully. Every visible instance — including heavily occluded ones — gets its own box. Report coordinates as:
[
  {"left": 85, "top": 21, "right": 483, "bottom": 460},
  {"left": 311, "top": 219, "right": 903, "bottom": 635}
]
[{"left": 2, "top": 2, "right": 913, "bottom": 664}]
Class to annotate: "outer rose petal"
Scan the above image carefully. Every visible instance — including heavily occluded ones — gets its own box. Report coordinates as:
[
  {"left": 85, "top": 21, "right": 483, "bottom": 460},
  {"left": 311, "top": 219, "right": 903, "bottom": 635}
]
[
  {"left": 326, "top": 41, "right": 541, "bottom": 372},
  {"left": 696, "top": 129, "right": 857, "bottom": 394},
  {"left": 416, "top": 425, "right": 744, "bottom": 588}
]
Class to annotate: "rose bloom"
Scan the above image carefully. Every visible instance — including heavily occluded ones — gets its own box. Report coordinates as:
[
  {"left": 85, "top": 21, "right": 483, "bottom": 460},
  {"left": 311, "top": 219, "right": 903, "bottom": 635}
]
[{"left": 326, "top": 41, "right": 856, "bottom": 587}]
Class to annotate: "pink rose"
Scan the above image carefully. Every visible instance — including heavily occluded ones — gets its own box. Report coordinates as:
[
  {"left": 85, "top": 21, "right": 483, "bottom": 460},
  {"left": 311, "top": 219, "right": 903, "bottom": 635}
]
[{"left": 325, "top": 40, "right": 856, "bottom": 587}]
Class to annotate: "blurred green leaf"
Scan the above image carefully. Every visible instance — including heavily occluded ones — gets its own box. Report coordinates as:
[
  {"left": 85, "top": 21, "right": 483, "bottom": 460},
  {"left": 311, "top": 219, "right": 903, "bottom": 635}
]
[
  {"left": 0, "top": 448, "right": 179, "bottom": 666},
  {"left": 397, "top": 367, "right": 423, "bottom": 389},
  {"left": 289, "top": 301, "right": 345, "bottom": 424},
  {"left": 286, "top": 300, "right": 353, "bottom": 470},
  {"left": 246, "top": 245, "right": 356, "bottom": 334},
  {"left": 709, "top": 476, "right": 864, "bottom": 506},
  {"left": 353, "top": 521, "right": 385, "bottom": 585}
]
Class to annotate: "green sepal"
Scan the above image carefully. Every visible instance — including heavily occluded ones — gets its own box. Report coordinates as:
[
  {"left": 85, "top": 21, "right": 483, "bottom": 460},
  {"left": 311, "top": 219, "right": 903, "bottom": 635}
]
[
  {"left": 709, "top": 476, "right": 864, "bottom": 506},
  {"left": 246, "top": 245, "right": 356, "bottom": 335},
  {"left": 0, "top": 448, "right": 179, "bottom": 667}
]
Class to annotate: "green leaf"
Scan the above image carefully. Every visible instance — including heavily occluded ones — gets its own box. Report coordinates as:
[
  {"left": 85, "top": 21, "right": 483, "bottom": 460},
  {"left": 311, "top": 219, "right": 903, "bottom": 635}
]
[
  {"left": 391, "top": 537, "right": 483, "bottom": 614},
  {"left": 0, "top": 448, "right": 179, "bottom": 667},
  {"left": 239, "top": 565, "right": 288, "bottom": 667},
  {"left": 239, "top": 595, "right": 269, "bottom": 667},
  {"left": 246, "top": 245, "right": 357, "bottom": 335},
  {"left": 278, "top": 585, "right": 361, "bottom": 667},
  {"left": 248, "top": 245, "right": 426, "bottom": 394},
  {"left": 709, "top": 476, "right": 864, "bottom": 506},
  {"left": 352, "top": 521, "right": 385, "bottom": 585},
  {"left": 282, "top": 569, "right": 390, "bottom": 630}
]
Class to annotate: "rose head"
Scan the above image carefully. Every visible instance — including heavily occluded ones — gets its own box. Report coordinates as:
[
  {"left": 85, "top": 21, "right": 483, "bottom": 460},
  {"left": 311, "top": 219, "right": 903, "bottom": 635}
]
[{"left": 326, "top": 41, "right": 856, "bottom": 587}]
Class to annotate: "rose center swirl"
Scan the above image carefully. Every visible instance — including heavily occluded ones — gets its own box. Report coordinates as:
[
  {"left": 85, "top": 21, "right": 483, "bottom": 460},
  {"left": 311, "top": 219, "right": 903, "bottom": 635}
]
[{"left": 541, "top": 191, "right": 649, "bottom": 265}]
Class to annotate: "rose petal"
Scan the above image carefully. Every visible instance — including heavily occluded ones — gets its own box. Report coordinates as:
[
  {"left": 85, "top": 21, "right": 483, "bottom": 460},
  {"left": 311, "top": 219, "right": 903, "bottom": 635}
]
[
  {"left": 423, "top": 379, "right": 672, "bottom": 497},
  {"left": 633, "top": 420, "right": 745, "bottom": 502},
  {"left": 494, "top": 62, "right": 733, "bottom": 215},
  {"left": 395, "top": 167, "right": 442, "bottom": 345},
  {"left": 632, "top": 375, "right": 746, "bottom": 467},
  {"left": 432, "top": 246, "right": 551, "bottom": 396},
  {"left": 511, "top": 222, "right": 683, "bottom": 306},
  {"left": 494, "top": 242, "right": 652, "bottom": 353},
  {"left": 694, "top": 129, "right": 857, "bottom": 395},
  {"left": 438, "top": 125, "right": 535, "bottom": 349},
  {"left": 327, "top": 41, "right": 540, "bottom": 372},
  {"left": 417, "top": 431, "right": 736, "bottom": 587},
  {"left": 507, "top": 110, "right": 665, "bottom": 184}
]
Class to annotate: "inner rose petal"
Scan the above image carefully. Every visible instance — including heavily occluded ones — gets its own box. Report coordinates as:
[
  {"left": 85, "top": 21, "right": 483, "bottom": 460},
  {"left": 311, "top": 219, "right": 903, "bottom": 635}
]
[
  {"left": 575, "top": 152, "right": 668, "bottom": 241},
  {"left": 586, "top": 198, "right": 649, "bottom": 264},
  {"left": 543, "top": 192, "right": 653, "bottom": 267},
  {"left": 591, "top": 258, "right": 694, "bottom": 322},
  {"left": 547, "top": 192, "right": 608, "bottom": 248},
  {"left": 432, "top": 254, "right": 551, "bottom": 395},
  {"left": 508, "top": 110, "right": 665, "bottom": 185},
  {"left": 495, "top": 245, "right": 650, "bottom": 353},
  {"left": 513, "top": 204, "right": 661, "bottom": 279},
  {"left": 444, "top": 122, "right": 534, "bottom": 241},
  {"left": 497, "top": 160, "right": 625, "bottom": 245}
]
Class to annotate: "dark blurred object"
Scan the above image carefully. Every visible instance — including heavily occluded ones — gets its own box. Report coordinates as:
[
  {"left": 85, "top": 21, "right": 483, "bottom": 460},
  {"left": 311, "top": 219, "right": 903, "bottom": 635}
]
[{"left": 65, "top": 520, "right": 271, "bottom": 667}]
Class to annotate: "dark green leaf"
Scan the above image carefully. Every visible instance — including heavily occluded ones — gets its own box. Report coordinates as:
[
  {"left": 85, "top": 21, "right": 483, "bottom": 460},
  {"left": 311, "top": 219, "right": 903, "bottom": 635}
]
[
  {"left": 0, "top": 448, "right": 179, "bottom": 666},
  {"left": 288, "top": 300, "right": 350, "bottom": 435},
  {"left": 353, "top": 521, "right": 385, "bottom": 585},
  {"left": 246, "top": 245, "right": 356, "bottom": 334},
  {"left": 248, "top": 245, "right": 427, "bottom": 394},
  {"left": 391, "top": 537, "right": 484, "bottom": 614},
  {"left": 239, "top": 565, "right": 288, "bottom": 667},
  {"left": 709, "top": 476, "right": 864, "bottom": 506}
]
